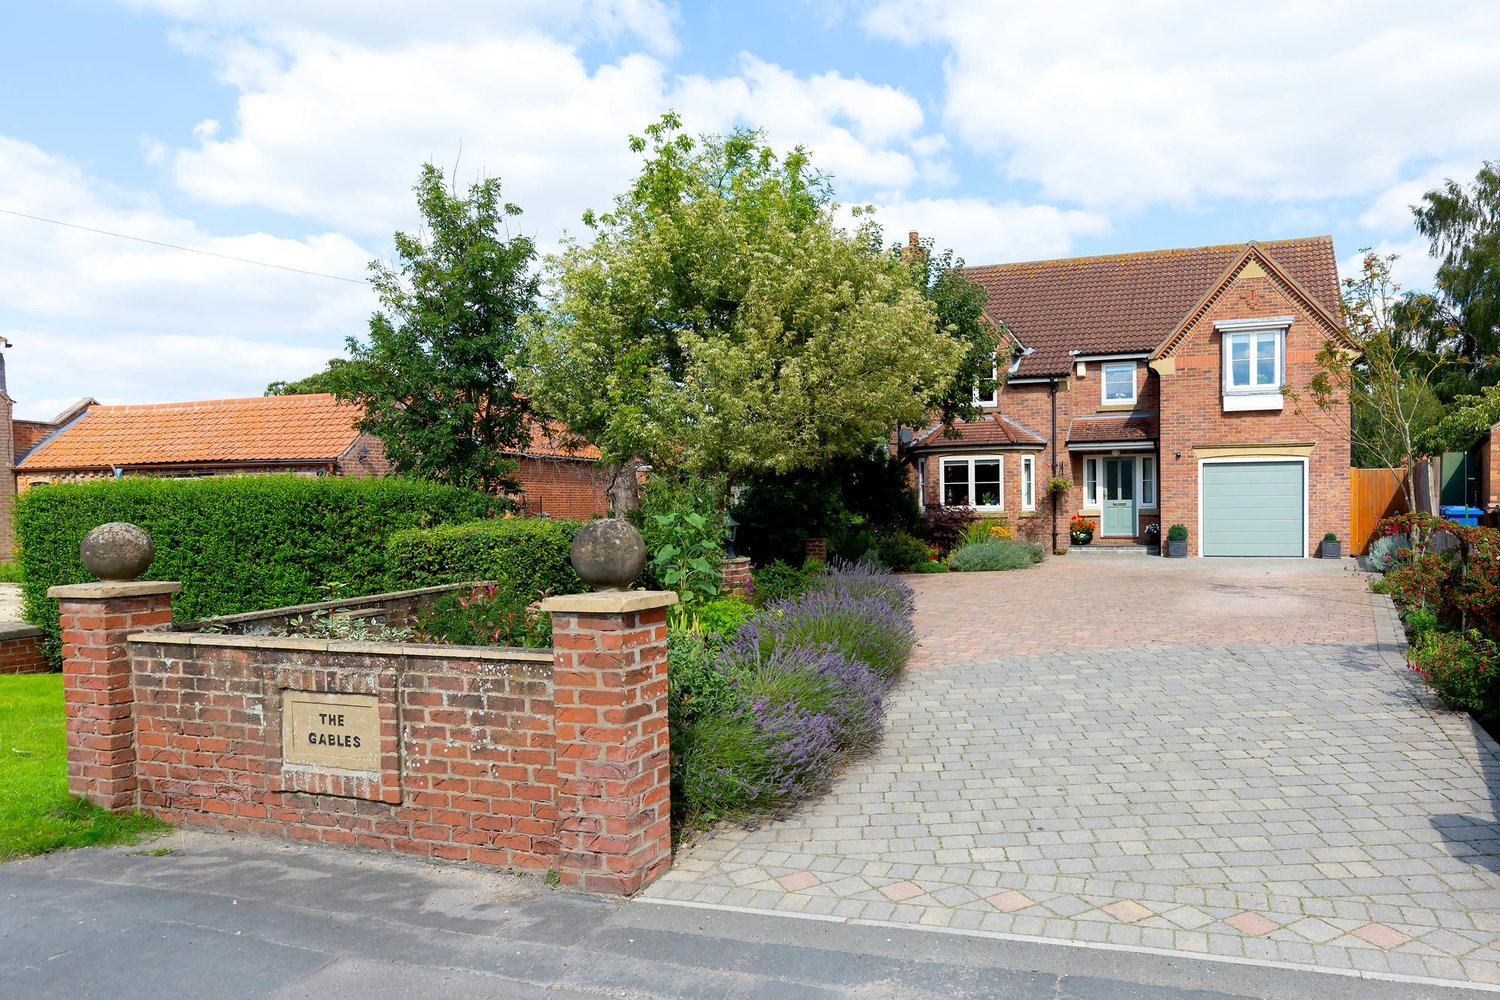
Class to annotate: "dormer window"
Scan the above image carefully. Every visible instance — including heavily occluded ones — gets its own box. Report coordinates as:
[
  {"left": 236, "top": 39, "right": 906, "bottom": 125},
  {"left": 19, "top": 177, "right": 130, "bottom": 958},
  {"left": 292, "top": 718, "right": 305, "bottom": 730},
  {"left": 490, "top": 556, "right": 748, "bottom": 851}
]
[
  {"left": 1217, "top": 317, "right": 1290, "bottom": 411},
  {"left": 1101, "top": 362, "right": 1136, "bottom": 405}
]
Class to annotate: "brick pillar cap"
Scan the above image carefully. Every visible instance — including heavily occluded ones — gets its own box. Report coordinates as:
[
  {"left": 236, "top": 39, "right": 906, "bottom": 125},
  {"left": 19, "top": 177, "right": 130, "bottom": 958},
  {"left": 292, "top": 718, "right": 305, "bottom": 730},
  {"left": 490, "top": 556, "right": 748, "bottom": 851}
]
[
  {"left": 718, "top": 556, "right": 751, "bottom": 567},
  {"left": 539, "top": 590, "right": 678, "bottom": 614},
  {"left": 48, "top": 581, "right": 182, "bottom": 600}
]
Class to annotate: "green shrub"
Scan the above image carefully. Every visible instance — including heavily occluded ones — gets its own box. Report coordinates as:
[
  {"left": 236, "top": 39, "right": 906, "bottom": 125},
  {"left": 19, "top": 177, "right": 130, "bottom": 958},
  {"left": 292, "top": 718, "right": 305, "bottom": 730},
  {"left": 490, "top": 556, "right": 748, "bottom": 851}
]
[
  {"left": 948, "top": 539, "right": 1044, "bottom": 572},
  {"left": 1323, "top": 531, "right": 1339, "bottom": 542},
  {"left": 1166, "top": 523, "right": 1188, "bottom": 542},
  {"left": 913, "top": 560, "right": 948, "bottom": 573},
  {"left": 0, "top": 561, "right": 21, "bottom": 584},
  {"left": 1408, "top": 630, "right": 1500, "bottom": 718},
  {"left": 873, "top": 532, "right": 929, "bottom": 572},
  {"left": 751, "top": 559, "right": 816, "bottom": 606},
  {"left": 634, "top": 472, "right": 727, "bottom": 598},
  {"left": 17, "top": 476, "right": 498, "bottom": 664},
  {"left": 685, "top": 595, "right": 755, "bottom": 643},
  {"left": 385, "top": 516, "right": 582, "bottom": 596},
  {"left": 413, "top": 583, "right": 552, "bottom": 648},
  {"left": 1403, "top": 605, "right": 1441, "bottom": 638},
  {"left": 1368, "top": 533, "right": 1408, "bottom": 573}
]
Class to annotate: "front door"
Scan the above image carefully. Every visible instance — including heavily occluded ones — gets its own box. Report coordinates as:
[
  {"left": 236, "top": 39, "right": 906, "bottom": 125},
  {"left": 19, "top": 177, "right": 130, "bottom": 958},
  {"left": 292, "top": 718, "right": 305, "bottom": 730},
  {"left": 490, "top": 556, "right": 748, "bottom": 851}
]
[{"left": 1102, "top": 458, "right": 1136, "bottom": 537}]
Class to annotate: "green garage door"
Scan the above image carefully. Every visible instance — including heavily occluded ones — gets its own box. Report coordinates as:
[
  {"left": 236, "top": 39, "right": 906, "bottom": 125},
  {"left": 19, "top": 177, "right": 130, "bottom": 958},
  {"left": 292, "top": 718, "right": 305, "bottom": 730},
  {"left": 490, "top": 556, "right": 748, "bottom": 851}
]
[{"left": 1201, "top": 461, "right": 1304, "bottom": 557}]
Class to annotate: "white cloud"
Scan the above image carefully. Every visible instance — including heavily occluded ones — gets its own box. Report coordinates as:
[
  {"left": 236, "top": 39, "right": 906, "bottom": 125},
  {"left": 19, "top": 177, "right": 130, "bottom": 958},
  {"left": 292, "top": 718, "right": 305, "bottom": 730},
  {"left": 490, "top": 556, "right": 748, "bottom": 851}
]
[
  {"left": 854, "top": 196, "right": 1111, "bottom": 264},
  {"left": 864, "top": 1, "right": 1500, "bottom": 215},
  {"left": 1339, "top": 236, "right": 1437, "bottom": 297},
  {"left": 0, "top": 137, "right": 375, "bottom": 418}
]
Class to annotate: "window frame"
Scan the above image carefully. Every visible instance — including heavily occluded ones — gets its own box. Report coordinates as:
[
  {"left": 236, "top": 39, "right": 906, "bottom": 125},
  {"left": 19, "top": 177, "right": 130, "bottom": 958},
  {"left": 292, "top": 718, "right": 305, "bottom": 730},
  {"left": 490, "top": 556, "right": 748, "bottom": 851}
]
[
  {"left": 973, "top": 362, "right": 999, "bottom": 408},
  {"left": 1100, "top": 361, "right": 1138, "bottom": 406},
  {"left": 1083, "top": 457, "right": 1100, "bottom": 508},
  {"left": 1221, "top": 327, "right": 1285, "bottom": 394},
  {"left": 940, "top": 454, "right": 1006, "bottom": 511},
  {"left": 1140, "top": 455, "right": 1157, "bottom": 509},
  {"left": 1021, "top": 455, "right": 1035, "bottom": 511}
]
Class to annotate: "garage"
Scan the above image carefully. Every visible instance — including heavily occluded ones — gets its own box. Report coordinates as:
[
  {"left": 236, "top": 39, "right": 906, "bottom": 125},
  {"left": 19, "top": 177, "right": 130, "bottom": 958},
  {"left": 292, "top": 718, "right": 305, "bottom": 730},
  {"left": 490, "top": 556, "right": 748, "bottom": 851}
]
[{"left": 1200, "top": 460, "right": 1305, "bottom": 557}]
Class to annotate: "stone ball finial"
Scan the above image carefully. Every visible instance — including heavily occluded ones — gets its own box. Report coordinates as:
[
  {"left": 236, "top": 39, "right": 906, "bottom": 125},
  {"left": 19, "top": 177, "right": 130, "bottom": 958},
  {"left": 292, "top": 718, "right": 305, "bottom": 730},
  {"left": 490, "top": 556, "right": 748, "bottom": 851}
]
[
  {"left": 570, "top": 518, "right": 647, "bottom": 592},
  {"left": 80, "top": 522, "right": 155, "bottom": 582}
]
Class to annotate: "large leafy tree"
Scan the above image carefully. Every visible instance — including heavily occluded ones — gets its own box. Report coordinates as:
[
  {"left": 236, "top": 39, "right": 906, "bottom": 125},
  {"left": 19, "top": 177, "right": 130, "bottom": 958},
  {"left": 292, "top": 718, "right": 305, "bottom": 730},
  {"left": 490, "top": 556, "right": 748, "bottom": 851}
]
[
  {"left": 1413, "top": 161, "right": 1500, "bottom": 388},
  {"left": 1294, "top": 250, "right": 1445, "bottom": 512},
  {"left": 336, "top": 164, "right": 538, "bottom": 492},
  {"left": 893, "top": 233, "right": 1006, "bottom": 432},
  {"left": 525, "top": 114, "right": 963, "bottom": 507}
]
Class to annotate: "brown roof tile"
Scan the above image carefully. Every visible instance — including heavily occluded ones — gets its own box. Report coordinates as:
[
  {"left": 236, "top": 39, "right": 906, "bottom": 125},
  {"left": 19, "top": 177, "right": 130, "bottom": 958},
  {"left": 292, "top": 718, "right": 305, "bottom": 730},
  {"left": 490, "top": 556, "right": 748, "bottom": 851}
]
[
  {"left": 962, "top": 237, "right": 1340, "bottom": 377},
  {"left": 1067, "top": 414, "right": 1159, "bottom": 444},
  {"left": 912, "top": 412, "right": 1046, "bottom": 450},
  {"left": 16, "top": 394, "right": 366, "bottom": 471}
]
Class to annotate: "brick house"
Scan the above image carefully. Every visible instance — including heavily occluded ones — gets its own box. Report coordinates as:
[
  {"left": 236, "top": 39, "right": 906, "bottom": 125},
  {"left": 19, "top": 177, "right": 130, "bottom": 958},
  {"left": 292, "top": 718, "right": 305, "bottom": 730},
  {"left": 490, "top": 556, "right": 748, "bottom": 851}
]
[
  {"left": 10, "top": 394, "right": 611, "bottom": 537},
  {"left": 902, "top": 237, "right": 1354, "bottom": 557}
]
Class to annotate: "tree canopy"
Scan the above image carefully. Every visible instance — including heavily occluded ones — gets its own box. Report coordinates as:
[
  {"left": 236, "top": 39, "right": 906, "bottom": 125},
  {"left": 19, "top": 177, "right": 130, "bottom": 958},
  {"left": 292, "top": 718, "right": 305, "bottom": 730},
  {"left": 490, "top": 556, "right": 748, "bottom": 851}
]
[
  {"left": 524, "top": 113, "right": 965, "bottom": 494},
  {"left": 334, "top": 163, "right": 538, "bottom": 492},
  {"left": 265, "top": 361, "right": 351, "bottom": 396},
  {"left": 1414, "top": 161, "right": 1500, "bottom": 383}
]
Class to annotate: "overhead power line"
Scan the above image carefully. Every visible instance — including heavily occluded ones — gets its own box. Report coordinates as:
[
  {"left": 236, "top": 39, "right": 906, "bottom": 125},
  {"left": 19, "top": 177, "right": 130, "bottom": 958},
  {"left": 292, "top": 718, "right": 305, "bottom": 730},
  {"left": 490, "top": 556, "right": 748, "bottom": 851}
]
[{"left": 0, "top": 207, "right": 370, "bottom": 284}]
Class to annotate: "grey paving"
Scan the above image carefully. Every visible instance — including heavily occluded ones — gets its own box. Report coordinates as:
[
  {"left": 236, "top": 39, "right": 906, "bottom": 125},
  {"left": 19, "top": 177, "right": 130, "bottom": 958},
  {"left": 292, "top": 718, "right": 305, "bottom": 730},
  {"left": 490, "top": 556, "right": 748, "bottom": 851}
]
[
  {"left": 1, "top": 831, "right": 1486, "bottom": 998},
  {"left": 647, "top": 569, "right": 1500, "bottom": 989}
]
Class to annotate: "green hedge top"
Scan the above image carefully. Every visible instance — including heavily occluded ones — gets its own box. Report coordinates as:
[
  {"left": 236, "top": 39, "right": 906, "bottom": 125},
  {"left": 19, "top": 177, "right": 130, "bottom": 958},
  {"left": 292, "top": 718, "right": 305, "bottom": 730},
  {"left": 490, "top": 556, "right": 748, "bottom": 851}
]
[
  {"left": 16, "top": 475, "right": 500, "bottom": 661},
  {"left": 385, "top": 516, "right": 585, "bottom": 598}
]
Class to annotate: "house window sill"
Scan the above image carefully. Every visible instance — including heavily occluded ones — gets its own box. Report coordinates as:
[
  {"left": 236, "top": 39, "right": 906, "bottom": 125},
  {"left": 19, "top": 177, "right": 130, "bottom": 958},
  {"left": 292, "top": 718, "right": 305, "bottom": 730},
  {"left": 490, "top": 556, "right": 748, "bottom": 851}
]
[
  {"left": 1222, "top": 393, "right": 1283, "bottom": 412},
  {"left": 1096, "top": 403, "right": 1138, "bottom": 413}
]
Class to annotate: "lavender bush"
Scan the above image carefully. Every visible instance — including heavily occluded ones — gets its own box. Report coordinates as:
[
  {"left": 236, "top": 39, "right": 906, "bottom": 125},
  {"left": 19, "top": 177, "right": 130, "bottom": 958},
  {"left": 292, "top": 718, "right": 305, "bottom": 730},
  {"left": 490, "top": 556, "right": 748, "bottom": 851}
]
[{"left": 669, "top": 561, "right": 916, "bottom": 826}]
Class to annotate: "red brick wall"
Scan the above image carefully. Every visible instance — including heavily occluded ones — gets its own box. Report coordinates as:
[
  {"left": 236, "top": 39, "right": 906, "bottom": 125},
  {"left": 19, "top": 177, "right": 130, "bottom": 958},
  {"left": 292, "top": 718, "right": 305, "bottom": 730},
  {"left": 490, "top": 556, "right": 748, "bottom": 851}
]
[
  {"left": 129, "top": 639, "right": 559, "bottom": 870},
  {"left": 514, "top": 456, "right": 611, "bottom": 519},
  {"left": 1483, "top": 429, "right": 1498, "bottom": 512},
  {"left": 335, "top": 433, "right": 390, "bottom": 478},
  {"left": 12, "top": 419, "right": 58, "bottom": 458},
  {"left": 0, "top": 627, "right": 48, "bottom": 675},
  {"left": 1156, "top": 265, "right": 1350, "bottom": 556}
]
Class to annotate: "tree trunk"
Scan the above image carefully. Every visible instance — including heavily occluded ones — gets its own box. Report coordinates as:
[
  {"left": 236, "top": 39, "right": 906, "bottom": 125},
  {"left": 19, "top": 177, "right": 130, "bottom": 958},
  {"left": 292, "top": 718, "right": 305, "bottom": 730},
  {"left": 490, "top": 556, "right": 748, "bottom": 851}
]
[{"left": 606, "top": 462, "right": 640, "bottom": 517}]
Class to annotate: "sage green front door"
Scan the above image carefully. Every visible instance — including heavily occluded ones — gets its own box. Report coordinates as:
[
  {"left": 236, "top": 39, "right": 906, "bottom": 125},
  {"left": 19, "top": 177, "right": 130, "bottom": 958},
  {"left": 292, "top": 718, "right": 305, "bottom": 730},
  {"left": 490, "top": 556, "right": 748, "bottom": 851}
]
[{"left": 1102, "top": 458, "right": 1136, "bottom": 537}]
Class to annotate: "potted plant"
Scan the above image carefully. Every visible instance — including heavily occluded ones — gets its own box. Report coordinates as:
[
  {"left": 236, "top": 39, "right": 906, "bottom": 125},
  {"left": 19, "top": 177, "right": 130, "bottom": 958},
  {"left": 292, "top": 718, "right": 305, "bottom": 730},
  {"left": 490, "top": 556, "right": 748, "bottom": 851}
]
[
  {"left": 1320, "top": 531, "right": 1341, "bottom": 559},
  {"left": 1143, "top": 522, "right": 1161, "bottom": 553},
  {"left": 1165, "top": 523, "right": 1188, "bottom": 558},
  {"left": 1046, "top": 476, "right": 1072, "bottom": 496},
  {"left": 1069, "top": 514, "right": 1096, "bottom": 545}
]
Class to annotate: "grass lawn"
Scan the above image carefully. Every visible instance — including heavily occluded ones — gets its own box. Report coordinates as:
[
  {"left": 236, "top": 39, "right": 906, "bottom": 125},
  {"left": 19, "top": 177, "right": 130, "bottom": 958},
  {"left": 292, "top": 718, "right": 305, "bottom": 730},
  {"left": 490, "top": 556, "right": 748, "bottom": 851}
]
[{"left": 0, "top": 674, "right": 166, "bottom": 859}]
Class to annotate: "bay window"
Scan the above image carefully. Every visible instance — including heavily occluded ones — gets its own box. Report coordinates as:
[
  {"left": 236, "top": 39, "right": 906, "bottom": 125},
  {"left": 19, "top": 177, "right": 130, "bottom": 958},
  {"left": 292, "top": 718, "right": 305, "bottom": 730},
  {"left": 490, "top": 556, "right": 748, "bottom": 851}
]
[{"left": 941, "top": 455, "right": 1004, "bottom": 510}]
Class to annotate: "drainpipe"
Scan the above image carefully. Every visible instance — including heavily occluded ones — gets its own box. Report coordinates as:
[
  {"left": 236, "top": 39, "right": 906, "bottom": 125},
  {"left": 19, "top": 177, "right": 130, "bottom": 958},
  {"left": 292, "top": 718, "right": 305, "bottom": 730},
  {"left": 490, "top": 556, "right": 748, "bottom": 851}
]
[{"left": 1049, "top": 376, "right": 1059, "bottom": 554}]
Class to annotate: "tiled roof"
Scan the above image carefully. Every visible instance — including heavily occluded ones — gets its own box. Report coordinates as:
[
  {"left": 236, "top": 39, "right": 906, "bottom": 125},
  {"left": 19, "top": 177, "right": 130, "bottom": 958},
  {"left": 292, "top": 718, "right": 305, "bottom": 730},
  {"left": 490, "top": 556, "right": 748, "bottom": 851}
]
[
  {"left": 524, "top": 419, "right": 601, "bottom": 461},
  {"left": 962, "top": 237, "right": 1340, "bottom": 377},
  {"left": 17, "top": 394, "right": 365, "bottom": 471},
  {"left": 911, "top": 412, "right": 1045, "bottom": 450},
  {"left": 1067, "top": 414, "right": 1159, "bottom": 444}
]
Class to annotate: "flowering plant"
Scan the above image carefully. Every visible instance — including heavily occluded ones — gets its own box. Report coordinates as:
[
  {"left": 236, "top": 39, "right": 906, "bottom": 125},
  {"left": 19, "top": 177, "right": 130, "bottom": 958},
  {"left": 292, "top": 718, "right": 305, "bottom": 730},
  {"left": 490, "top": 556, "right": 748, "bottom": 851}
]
[
  {"left": 1144, "top": 523, "right": 1160, "bottom": 538},
  {"left": 1069, "top": 514, "right": 1097, "bottom": 534},
  {"left": 1046, "top": 476, "right": 1072, "bottom": 494}
]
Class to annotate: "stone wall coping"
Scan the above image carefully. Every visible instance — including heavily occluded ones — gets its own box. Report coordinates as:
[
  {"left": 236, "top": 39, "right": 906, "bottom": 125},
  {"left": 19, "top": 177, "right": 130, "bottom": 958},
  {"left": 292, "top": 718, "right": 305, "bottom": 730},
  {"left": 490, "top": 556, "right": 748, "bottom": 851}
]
[
  {"left": 48, "top": 581, "right": 183, "bottom": 600},
  {"left": 539, "top": 590, "right": 679, "bottom": 614},
  {"left": 0, "top": 621, "right": 44, "bottom": 640},
  {"left": 128, "top": 629, "right": 554, "bottom": 663},
  {"left": 176, "top": 581, "right": 483, "bottom": 630}
]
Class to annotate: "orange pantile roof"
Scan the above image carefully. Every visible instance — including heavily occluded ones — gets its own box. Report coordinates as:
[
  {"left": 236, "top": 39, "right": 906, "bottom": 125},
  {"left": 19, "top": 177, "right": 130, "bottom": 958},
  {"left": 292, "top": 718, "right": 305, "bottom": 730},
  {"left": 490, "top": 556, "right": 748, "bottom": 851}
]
[
  {"left": 1067, "top": 413, "right": 1159, "bottom": 444},
  {"left": 17, "top": 394, "right": 365, "bottom": 471},
  {"left": 524, "top": 418, "right": 601, "bottom": 461},
  {"left": 962, "top": 237, "right": 1341, "bottom": 377}
]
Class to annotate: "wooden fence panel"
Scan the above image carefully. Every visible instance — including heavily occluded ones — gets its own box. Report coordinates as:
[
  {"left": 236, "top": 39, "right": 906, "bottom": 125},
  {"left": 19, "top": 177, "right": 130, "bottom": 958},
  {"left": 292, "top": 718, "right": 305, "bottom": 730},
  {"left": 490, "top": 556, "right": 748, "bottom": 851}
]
[{"left": 1351, "top": 468, "right": 1408, "bottom": 554}]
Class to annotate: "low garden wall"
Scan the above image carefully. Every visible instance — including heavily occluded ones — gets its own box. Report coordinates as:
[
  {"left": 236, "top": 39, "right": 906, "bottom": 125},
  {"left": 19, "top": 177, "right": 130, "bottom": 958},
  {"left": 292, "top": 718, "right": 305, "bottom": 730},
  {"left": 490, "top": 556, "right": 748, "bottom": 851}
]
[
  {"left": 0, "top": 622, "right": 48, "bottom": 674},
  {"left": 54, "top": 579, "right": 676, "bottom": 894}
]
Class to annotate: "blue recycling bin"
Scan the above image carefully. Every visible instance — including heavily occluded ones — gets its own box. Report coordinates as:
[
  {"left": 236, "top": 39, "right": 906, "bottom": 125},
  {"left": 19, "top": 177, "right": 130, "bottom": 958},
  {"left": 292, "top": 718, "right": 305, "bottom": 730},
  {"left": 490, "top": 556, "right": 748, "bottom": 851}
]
[{"left": 1440, "top": 505, "right": 1484, "bottom": 526}]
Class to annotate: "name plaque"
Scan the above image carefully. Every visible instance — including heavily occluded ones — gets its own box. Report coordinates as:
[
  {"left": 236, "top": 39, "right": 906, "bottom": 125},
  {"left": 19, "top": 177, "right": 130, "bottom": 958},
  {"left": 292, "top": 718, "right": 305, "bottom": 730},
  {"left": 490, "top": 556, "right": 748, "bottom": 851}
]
[{"left": 282, "top": 691, "right": 381, "bottom": 771}]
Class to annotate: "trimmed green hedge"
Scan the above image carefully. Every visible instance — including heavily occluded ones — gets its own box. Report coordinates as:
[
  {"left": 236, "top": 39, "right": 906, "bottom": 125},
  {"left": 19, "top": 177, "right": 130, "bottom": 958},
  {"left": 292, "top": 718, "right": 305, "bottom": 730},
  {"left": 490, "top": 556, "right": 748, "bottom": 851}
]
[
  {"left": 17, "top": 476, "right": 499, "bottom": 664},
  {"left": 385, "top": 517, "right": 585, "bottom": 598}
]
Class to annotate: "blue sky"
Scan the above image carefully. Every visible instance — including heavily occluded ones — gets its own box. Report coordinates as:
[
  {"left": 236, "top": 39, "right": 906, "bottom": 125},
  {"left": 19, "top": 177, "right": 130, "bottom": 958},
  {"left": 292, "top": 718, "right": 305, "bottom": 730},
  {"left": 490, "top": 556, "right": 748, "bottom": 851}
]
[{"left": 2, "top": 1, "right": 1497, "bottom": 419}]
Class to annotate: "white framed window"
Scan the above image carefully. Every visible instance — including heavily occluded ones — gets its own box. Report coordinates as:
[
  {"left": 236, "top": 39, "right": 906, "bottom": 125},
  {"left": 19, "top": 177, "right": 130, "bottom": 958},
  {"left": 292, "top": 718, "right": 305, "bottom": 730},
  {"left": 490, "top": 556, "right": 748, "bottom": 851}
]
[
  {"left": 941, "top": 455, "right": 1004, "bottom": 510},
  {"left": 973, "top": 363, "right": 999, "bottom": 407},
  {"left": 1101, "top": 362, "right": 1137, "bottom": 405},
  {"left": 1021, "top": 455, "right": 1035, "bottom": 511},
  {"left": 1082, "top": 457, "right": 1100, "bottom": 508},
  {"left": 1140, "top": 455, "right": 1156, "bottom": 508},
  {"left": 1223, "top": 330, "right": 1282, "bottom": 392}
]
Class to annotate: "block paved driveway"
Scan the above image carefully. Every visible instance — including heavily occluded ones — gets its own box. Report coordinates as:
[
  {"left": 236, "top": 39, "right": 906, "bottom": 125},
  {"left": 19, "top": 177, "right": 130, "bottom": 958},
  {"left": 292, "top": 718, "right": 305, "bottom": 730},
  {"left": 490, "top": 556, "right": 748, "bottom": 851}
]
[{"left": 644, "top": 556, "right": 1500, "bottom": 990}]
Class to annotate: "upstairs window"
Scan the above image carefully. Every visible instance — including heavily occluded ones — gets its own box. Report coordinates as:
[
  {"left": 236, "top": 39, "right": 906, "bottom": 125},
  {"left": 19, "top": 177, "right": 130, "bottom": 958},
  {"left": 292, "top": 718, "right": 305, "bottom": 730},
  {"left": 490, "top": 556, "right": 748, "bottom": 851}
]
[
  {"left": 1101, "top": 362, "right": 1137, "bottom": 405},
  {"left": 973, "top": 364, "right": 998, "bottom": 407},
  {"left": 1224, "top": 330, "right": 1282, "bottom": 392}
]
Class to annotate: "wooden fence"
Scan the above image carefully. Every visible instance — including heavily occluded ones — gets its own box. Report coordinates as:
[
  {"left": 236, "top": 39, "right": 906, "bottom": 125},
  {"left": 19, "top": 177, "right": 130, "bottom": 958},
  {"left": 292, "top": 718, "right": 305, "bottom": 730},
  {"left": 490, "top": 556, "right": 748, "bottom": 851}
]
[{"left": 1350, "top": 468, "right": 1408, "bottom": 554}]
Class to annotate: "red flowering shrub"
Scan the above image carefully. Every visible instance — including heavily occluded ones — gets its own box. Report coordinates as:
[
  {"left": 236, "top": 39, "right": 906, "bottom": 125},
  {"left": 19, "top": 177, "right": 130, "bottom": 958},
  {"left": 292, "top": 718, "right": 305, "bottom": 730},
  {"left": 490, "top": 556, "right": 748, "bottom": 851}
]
[
  {"left": 1408, "top": 631, "right": 1500, "bottom": 718},
  {"left": 1374, "top": 513, "right": 1500, "bottom": 641}
]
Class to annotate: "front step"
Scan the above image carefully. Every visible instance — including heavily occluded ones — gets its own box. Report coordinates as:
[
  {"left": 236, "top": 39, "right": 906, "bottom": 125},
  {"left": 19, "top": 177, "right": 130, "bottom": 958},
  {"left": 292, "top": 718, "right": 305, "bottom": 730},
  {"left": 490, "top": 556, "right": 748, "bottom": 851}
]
[{"left": 1067, "top": 543, "right": 1158, "bottom": 556}]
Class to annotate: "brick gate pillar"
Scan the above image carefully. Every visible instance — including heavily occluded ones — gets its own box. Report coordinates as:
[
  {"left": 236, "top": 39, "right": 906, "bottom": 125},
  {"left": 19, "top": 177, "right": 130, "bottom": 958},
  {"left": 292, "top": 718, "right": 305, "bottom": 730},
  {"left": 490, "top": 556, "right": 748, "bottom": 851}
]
[
  {"left": 542, "top": 590, "right": 677, "bottom": 894},
  {"left": 48, "top": 581, "right": 180, "bottom": 811}
]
